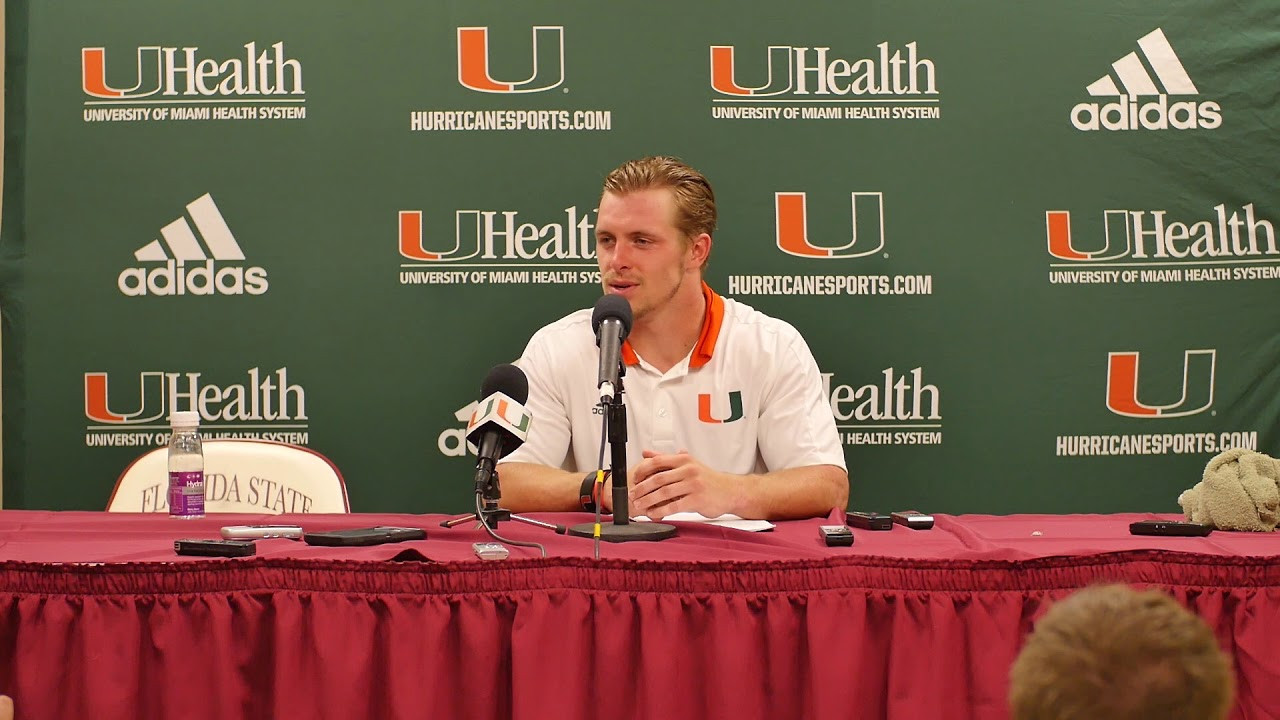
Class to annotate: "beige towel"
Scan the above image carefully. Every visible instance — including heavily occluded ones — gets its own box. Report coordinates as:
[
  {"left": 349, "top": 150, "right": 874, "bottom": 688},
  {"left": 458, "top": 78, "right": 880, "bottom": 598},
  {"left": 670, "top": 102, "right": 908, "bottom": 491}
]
[{"left": 1178, "top": 448, "right": 1280, "bottom": 531}]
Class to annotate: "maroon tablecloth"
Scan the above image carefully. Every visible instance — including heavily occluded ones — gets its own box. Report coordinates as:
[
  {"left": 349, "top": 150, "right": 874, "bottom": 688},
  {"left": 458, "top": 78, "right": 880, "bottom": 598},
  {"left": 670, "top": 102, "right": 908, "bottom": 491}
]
[{"left": 0, "top": 510, "right": 1275, "bottom": 719}]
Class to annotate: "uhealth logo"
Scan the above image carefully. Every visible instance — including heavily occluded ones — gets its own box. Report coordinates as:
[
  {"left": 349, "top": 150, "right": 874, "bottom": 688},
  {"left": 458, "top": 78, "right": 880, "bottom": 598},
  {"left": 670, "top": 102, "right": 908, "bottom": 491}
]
[
  {"left": 118, "top": 194, "right": 268, "bottom": 296},
  {"left": 1070, "top": 28, "right": 1220, "bottom": 131},
  {"left": 399, "top": 206, "right": 594, "bottom": 262},
  {"left": 822, "top": 368, "right": 943, "bottom": 446},
  {"left": 708, "top": 41, "right": 941, "bottom": 122},
  {"left": 82, "top": 43, "right": 304, "bottom": 100},
  {"left": 85, "top": 368, "right": 307, "bottom": 423},
  {"left": 1046, "top": 204, "right": 1278, "bottom": 262},
  {"left": 710, "top": 43, "right": 936, "bottom": 97},
  {"left": 1106, "top": 350, "right": 1215, "bottom": 418},
  {"left": 398, "top": 205, "right": 601, "bottom": 286},
  {"left": 776, "top": 192, "right": 885, "bottom": 258},
  {"left": 457, "top": 26, "right": 564, "bottom": 93}
]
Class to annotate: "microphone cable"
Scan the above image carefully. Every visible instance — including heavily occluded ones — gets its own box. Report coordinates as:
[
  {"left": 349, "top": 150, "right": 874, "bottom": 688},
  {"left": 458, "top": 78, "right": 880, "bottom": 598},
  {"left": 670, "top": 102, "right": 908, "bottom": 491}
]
[
  {"left": 592, "top": 401, "right": 609, "bottom": 560},
  {"left": 476, "top": 492, "right": 547, "bottom": 558}
]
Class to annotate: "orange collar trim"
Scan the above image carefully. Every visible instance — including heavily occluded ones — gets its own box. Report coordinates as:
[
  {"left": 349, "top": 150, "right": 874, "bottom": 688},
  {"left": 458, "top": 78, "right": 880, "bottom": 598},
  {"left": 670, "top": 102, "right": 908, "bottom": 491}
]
[{"left": 620, "top": 282, "right": 724, "bottom": 369}]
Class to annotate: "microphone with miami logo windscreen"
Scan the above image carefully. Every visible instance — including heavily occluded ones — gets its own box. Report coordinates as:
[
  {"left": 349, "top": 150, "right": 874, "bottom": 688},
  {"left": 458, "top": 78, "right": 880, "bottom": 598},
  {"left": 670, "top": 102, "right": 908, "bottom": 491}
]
[
  {"left": 444, "top": 362, "right": 565, "bottom": 547},
  {"left": 465, "top": 363, "right": 532, "bottom": 496},
  {"left": 592, "top": 294, "right": 632, "bottom": 403}
]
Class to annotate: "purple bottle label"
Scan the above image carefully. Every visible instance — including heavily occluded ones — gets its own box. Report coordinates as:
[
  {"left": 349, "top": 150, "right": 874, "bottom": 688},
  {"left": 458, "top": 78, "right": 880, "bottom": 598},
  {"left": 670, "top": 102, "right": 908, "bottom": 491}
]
[{"left": 168, "top": 471, "right": 205, "bottom": 517}]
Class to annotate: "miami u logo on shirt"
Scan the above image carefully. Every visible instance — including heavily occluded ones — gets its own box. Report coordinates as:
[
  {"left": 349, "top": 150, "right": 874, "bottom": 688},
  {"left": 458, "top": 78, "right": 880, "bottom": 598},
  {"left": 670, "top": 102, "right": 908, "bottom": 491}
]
[{"left": 697, "top": 391, "right": 744, "bottom": 423}]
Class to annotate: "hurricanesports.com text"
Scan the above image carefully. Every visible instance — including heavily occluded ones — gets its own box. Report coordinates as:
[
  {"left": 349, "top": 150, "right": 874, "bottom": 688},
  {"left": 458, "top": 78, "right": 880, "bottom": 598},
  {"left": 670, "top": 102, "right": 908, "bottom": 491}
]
[
  {"left": 728, "top": 274, "right": 932, "bottom": 296},
  {"left": 1055, "top": 431, "right": 1258, "bottom": 457},
  {"left": 410, "top": 110, "right": 611, "bottom": 131}
]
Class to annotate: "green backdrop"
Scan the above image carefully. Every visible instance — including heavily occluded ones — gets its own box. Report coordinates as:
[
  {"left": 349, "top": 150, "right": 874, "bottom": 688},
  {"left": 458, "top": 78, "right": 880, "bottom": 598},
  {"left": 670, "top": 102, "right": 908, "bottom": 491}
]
[{"left": 3, "top": 0, "right": 1277, "bottom": 513}]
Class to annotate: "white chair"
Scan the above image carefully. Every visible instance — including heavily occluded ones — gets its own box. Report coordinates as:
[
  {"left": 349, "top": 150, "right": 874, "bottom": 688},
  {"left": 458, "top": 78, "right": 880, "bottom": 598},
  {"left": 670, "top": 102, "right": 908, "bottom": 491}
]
[{"left": 108, "top": 439, "right": 350, "bottom": 513}]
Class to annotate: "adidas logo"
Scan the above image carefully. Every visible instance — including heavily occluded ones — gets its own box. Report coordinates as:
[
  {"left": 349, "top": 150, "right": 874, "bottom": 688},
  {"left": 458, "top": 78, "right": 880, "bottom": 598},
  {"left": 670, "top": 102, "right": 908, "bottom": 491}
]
[
  {"left": 117, "top": 193, "right": 269, "bottom": 296},
  {"left": 436, "top": 401, "right": 478, "bottom": 457},
  {"left": 1070, "top": 28, "right": 1221, "bottom": 131}
]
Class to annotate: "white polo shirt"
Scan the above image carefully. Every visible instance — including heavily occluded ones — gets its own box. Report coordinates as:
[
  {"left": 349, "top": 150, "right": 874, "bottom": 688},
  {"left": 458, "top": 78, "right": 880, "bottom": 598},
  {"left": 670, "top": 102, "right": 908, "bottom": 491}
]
[{"left": 501, "top": 283, "right": 847, "bottom": 476}]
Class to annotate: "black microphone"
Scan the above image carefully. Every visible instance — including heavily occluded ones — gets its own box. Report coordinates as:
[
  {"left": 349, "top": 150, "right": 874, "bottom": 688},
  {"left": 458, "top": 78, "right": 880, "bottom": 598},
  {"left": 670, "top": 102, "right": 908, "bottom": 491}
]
[
  {"left": 592, "top": 295, "right": 633, "bottom": 402},
  {"left": 465, "top": 364, "right": 532, "bottom": 495}
]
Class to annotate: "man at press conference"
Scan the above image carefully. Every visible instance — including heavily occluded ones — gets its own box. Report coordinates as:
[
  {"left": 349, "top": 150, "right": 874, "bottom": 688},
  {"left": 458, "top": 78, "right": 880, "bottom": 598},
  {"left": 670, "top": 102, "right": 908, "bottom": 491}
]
[{"left": 497, "top": 156, "right": 849, "bottom": 520}]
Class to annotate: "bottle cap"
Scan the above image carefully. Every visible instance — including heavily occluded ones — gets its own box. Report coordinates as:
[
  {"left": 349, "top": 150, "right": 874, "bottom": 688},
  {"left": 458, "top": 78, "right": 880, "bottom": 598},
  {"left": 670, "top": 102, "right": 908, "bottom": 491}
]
[{"left": 168, "top": 411, "right": 200, "bottom": 428}]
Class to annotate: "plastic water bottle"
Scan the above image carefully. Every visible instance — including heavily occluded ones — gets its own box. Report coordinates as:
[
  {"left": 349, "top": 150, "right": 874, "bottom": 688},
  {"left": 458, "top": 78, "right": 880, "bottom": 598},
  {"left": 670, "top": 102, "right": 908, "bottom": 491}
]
[{"left": 167, "top": 411, "right": 205, "bottom": 519}]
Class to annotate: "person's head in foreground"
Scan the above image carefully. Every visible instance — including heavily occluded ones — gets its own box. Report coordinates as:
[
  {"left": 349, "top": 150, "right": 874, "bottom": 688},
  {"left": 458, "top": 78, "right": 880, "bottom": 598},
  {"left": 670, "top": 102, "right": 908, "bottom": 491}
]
[{"left": 1008, "top": 584, "right": 1233, "bottom": 720}]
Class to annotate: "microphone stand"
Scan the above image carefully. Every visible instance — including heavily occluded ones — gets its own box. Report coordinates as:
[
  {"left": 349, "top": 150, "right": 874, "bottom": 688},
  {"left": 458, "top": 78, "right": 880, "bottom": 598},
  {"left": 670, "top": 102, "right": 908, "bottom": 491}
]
[
  {"left": 441, "top": 461, "right": 567, "bottom": 535},
  {"left": 569, "top": 365, "right": 677, "bottom": 542}
]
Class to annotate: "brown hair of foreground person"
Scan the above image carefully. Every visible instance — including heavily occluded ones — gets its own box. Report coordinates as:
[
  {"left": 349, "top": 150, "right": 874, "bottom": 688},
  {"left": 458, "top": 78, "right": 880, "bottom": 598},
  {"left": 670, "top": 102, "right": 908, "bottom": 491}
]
[{"left": 1009, "top": 584, "right": 1233, "bottom": 720}]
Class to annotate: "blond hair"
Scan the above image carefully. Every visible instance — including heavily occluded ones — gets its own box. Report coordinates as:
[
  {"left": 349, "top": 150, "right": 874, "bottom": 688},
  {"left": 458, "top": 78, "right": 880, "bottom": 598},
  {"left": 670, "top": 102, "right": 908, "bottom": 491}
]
[
  {"left": 602, "top": 156, "right": 717, "bottom": 243},
  {"left": 1009, "top": 584, "right": 1233, "bottom": 720}
]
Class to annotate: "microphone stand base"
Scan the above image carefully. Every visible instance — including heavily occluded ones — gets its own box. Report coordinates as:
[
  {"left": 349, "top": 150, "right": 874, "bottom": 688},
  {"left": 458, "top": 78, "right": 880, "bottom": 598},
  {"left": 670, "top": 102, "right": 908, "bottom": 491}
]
[
  {"left": 567, "top": 520, "right": 677, "bottom": 542},
  {"left": 441, "top": 507, "right": 567, "bottom": 534}
]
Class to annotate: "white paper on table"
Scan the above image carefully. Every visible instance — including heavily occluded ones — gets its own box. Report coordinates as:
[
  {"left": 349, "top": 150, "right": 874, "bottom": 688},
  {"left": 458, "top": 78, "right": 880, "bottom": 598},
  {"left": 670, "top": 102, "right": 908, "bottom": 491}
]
[{"left": 633, "top": 512, "right": 775, "bottom": 532}]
